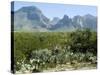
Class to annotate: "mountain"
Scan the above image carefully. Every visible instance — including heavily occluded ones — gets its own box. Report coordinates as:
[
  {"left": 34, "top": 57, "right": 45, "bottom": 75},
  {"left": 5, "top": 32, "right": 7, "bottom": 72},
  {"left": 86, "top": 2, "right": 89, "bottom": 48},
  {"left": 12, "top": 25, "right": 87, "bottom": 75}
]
[
  {"left": 72, "top": 14, "right": 97, "bottom": 31},
  {"left": 48, "top": 15, "right": 75, "bottom": 31},
  {"left": 50, "top": 17, "right": 60, "bottom": 25},
  {"left": 13, "top": 6, "right": 50, "bottom": 31},
  {"left": 11, "top": 6, "right": 97, "bottom": 32},
  {"left": 83, "top": 14, "right": 97, "bottom": 31},
  {"left": 47, "top": 17, "right": 60, "bottom": 29},
  {"left": 72, "top": 15, "right": 84, "bottom": 29}
]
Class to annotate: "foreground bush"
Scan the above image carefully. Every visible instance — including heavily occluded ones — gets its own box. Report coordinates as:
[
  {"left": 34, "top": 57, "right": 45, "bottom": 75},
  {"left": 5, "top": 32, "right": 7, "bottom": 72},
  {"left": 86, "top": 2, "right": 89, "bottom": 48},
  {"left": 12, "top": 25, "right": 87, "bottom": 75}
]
[{"left": 13, "top": 29, "right": 97, "bottom": 73}]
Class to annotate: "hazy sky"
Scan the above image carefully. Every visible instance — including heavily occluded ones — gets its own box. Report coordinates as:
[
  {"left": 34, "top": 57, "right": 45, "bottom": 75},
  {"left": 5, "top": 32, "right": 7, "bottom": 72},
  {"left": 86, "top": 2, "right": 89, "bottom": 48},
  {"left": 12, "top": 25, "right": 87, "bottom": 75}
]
[{"left": 12, "top": 1, "right": 97, "bottom": 20}]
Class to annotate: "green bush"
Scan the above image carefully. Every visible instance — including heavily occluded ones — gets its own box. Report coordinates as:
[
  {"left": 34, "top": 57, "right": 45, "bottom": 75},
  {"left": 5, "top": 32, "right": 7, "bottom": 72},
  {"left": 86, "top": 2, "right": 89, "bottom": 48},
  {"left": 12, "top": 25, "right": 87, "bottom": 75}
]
[{"left": 13, "top": 29, "right": 97, "bottom": 72}]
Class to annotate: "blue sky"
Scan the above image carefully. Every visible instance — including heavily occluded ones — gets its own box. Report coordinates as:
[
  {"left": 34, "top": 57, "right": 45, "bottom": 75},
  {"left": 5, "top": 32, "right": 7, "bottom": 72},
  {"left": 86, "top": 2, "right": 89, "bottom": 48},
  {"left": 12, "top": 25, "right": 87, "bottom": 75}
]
[{"left": 12, "top": 1, "right": 97, "bottom": 20}]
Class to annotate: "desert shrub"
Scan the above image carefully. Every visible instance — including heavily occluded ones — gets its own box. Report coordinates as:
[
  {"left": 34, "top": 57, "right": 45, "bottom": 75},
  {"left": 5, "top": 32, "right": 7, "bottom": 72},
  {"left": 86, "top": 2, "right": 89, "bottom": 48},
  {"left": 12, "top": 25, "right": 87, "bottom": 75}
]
[{"left": 14, "top": 29, "right": 97, "bottom": 72}]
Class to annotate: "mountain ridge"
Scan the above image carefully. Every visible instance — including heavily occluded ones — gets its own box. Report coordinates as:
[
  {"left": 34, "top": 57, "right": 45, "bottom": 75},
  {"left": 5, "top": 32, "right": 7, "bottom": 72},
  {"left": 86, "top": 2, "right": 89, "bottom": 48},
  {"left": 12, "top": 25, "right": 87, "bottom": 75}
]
[{"left": 11, "top": 6, "right": 97, "bottom": 32}]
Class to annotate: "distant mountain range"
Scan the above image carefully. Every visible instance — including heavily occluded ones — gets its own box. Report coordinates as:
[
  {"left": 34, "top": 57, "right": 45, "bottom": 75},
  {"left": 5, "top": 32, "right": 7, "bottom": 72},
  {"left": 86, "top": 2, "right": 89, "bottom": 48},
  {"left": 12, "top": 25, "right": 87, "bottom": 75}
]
[{"left": 11, "top": 6, "right": 97, "bottom": 32}]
